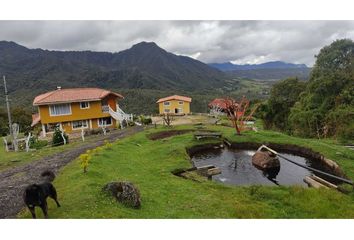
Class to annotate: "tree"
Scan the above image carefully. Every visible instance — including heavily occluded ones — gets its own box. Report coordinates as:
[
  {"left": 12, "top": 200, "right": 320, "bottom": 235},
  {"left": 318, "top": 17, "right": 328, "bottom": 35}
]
[
  {"left": 221, "top": 96, "right": 259, "bottom": 135},
  {"left": 262, "top": 77, "right": 306, "bottom": 131},
  {"left": 288, "top": 39, "right": 354, "bottom": 139},
  {"left": 162, "top": 113, "right": 174, "bottom": 127}
]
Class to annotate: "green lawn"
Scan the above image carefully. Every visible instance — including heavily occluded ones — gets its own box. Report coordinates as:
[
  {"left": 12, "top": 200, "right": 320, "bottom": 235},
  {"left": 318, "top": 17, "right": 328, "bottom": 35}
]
[
  {"left": 0, "top": 133, "right": 117, "bottom": 171},
  {"left": 19, "top": 124, "right": 354, "bottom": 218}
]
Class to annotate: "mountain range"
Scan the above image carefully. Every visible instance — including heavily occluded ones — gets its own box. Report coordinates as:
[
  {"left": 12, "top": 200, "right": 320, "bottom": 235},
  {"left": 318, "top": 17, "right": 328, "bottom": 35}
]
[
  {"left": 0, "top": 41, "right": 226, "bottom": 92},
  {"left": 209, "top": 61, "right": 311, "bottom": 81},
  {"left": 209, "top": 61, "right": 308, "bottom": 71},
  {"left": 0, "top": 40, "right": 309, "bottom": 113}
]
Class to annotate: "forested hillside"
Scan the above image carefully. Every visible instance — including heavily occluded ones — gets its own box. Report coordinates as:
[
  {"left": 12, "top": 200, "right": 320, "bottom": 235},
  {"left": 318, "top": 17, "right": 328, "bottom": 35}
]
[{"left": 259, "top": 39, "right": 354, "bottom": 143}]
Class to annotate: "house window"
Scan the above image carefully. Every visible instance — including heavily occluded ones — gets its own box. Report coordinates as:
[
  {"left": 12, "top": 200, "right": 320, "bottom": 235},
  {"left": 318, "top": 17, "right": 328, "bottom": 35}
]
[
  {"left": 164, "top": 109, "right": 170, "bottom": 113},
  {"left": 163, "top": 101, "right": 170, "bottom": 106},
  {"left": 72, "top": 120, "right": 88, "bottom": 129},
  {"left": 178, "top": 101, "right": 184, "bottom": 105},
  {"left": 98, "top": 117, "right": 112, "bottom": 126},
  {"left": 80, "top": 102, "right": 90, "bottom": 109},
  {"left": 49, "top": 104, "right": 71, "bottom": 116}
]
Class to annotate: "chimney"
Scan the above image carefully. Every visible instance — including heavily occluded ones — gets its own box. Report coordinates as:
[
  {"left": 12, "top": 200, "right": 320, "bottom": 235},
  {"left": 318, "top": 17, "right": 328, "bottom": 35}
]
[{"left": 57, "top": 86, "right": 61, "bottom": 90}]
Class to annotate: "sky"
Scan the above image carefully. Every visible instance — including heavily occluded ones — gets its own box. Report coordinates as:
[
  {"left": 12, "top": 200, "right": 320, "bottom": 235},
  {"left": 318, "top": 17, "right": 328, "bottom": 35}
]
[{"left": 0, "top": 20, "right": 353, "bottom": 66}]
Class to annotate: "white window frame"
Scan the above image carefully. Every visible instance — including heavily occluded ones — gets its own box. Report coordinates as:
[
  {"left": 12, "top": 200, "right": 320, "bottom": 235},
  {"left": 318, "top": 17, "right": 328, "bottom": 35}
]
[
  {"left": 80, "top": 102, "right": 90, "bottom": 109},
  {"left": 49, "top": 104, "right": 72, "bottom": 116},
  {"left": 178, "top": 101, "right": 184, "bottom": 105},
  {"left": 72, "top": 120, "right": 89, "bottom": 130},
  {"left": 98, "top": 117, "right": 113, "bottom": 127},
  {"left": 163, "top": 101, "right": 170, "bottom": 106},
  {"left": 164, "top": 109, "right": 170, "bottom": 113}
]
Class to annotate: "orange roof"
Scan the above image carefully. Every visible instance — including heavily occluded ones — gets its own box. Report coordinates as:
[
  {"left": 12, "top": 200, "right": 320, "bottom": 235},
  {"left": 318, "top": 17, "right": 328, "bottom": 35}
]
[
  {"left": 33, "top": 88, "right": 124, "bottom": 106},
  {"left": 156, "top": 95, "right": 192, "bottom": 103},
  {"left": 31, "top": 113, "right": 41, "bottom": 127}
]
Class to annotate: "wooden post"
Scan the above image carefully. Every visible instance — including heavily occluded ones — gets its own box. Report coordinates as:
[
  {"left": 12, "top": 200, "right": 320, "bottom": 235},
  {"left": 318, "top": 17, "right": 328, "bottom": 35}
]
[
  {"left": 25, "top": 132, "right": 31, "bottom": 152},
  {"left": 3, "top": 137, "right": 8, "bottom": 152},
  {"left": 41, "top": 124, "right": 46, "bottom": 137},
  {"left": 12, "top": 123, "right": 19, "bottom": 152},
  {"left": 60, "top": 129, "right": 66, "bottom": 145},
  {"left": 81, "top": 129, "right": 85, "bottom": 142}
]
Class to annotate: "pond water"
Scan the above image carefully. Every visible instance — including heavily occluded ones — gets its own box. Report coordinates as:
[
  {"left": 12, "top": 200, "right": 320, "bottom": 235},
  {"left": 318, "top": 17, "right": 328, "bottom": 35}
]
[{"left": 191, "top": 148, "right": 333, "bottom": 187}]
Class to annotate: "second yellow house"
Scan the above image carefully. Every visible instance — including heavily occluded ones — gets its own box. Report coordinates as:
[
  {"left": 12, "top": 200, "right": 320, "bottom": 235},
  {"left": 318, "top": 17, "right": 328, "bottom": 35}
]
[{"left": 157, "top": 95, "right": 192, "bottom": 115}]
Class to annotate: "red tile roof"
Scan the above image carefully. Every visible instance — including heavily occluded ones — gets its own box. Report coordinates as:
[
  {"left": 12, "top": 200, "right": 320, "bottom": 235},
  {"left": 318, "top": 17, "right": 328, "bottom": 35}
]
[
  {"left": 208, "top": 98, "right": 233, "bottom": 110},
  {"left": 156, "top": 95, "right": 192, "bottom": 103},
  {"left": 33, "top": 88, "right": 124, "bottom": 106}
]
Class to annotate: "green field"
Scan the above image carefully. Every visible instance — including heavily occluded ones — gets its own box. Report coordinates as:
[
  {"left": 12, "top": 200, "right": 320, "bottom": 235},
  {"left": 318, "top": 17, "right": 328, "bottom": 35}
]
[
  {"left": 19, "top": 124, "right": 354, "bottom": 219},
  {"left": 0, "top": 133, "right": 119, "bottom": 171}
]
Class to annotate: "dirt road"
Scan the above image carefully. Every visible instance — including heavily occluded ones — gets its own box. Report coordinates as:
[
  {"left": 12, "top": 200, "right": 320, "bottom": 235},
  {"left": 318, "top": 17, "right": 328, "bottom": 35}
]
[{"left": 0, "top": 126, "right": 144, "bottom": 218}]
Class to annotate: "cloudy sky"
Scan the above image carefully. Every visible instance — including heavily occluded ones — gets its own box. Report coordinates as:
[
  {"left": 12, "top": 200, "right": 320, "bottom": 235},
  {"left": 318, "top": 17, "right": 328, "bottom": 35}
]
[{"left": 0, "top": 20, "right": 353, "bottom": 66}]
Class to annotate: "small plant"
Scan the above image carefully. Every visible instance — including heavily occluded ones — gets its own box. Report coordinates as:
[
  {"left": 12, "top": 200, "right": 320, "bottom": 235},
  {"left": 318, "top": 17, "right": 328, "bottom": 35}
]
[
  {"left": 104, "top": 140, "right": 113, "bottom": 150},
  {"left": 162, "top": 113, "right": 174, "bottom": 127},
  {"left": 140, "top": 115, "right": 152, "bottom": 125},
  {"left": 79, "top": 153, "right": 91, "bottom": 173},
  {"left": 52, "top": 126, "right": 69, "bottom": 146}
]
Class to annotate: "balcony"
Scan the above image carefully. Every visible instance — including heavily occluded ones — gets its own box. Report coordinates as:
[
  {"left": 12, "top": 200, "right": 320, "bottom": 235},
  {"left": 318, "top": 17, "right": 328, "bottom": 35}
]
[{"left": 101, "top": 105, "right": 109, "bottom": 113}]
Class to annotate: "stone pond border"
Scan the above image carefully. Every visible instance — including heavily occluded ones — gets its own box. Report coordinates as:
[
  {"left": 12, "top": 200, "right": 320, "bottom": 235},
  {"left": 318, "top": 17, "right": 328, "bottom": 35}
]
[{"left": 185, "top": 139, "right": 347, "bottom": 179}]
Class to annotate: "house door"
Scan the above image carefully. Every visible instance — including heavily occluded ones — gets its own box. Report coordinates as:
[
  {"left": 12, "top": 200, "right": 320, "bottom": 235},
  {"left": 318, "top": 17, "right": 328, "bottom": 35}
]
[{"left": 175, "top": 108, "right": 178, "bottom": 114}]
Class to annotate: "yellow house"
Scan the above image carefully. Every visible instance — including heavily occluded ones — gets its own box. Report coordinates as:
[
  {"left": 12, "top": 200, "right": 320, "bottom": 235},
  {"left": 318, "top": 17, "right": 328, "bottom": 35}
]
[
  {"left": 32, "top": 87, "right": 128, "bottom": 137},
  {"left": 156, "top": 95, "right": 192, "bottom": 115}
]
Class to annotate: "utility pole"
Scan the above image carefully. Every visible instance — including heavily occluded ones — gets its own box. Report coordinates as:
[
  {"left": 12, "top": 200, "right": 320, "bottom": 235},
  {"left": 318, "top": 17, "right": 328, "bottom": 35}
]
[{"left": 3, "top": 75, "right": 13, "bottom": 138}]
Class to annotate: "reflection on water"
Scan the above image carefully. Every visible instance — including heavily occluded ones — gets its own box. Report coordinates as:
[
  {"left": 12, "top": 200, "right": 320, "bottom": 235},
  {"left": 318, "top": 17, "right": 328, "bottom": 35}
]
[{"left": 191, "top": 148, "right": 332, "bottom": 187}]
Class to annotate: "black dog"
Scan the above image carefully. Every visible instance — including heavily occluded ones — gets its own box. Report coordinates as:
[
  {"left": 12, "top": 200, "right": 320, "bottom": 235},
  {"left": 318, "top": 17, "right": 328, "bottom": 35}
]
[{"left": 23, "top": 170, "right": 61, "bottom": 219}]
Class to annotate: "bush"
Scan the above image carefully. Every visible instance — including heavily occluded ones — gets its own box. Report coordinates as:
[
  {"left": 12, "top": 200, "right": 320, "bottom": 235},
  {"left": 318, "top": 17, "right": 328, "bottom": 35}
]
[
  {"left": 337, "top": 122, "right": 354, "bottom": 144},
  {"left": 52, "top": 127, "right": 69, "bottom": 146},
  {"left": 79, "top": 153, "right": 91, "bottom": 173},
  {"left": 139, "top": 115, "right": 152, "bottom": 125},
  {"left": 32, "top": 140, "right": 48, "bottom": 149},
  {"left": 29, "top": 136, "right": 48, "bottom": 149},
  {"left": 127, "top": 121, "right": 135, "bottom": 127}
]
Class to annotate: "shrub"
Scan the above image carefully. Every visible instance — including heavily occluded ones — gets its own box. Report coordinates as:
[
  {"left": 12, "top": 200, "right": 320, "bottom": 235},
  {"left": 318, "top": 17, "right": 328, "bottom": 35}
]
[
  {"left": 142, "top": 117, "right": 152, "bottom": 125},
  {"left": 127, "top": 121, "right": 135, "bottom": 127},
  {"left": 52, "top": 127, "right": 69, "bottom": 146},
  {"left": 79, "top": 153, "right": 91, "bottom": 173},
  {"left": 30, "top": 138, "right": 48, "bottom": 150},
  {"left": 104, "top": 140, "right": 113, "bottom": 150}
]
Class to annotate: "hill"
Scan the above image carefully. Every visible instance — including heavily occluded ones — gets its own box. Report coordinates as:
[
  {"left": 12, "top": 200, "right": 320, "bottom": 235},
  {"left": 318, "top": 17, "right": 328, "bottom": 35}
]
[{"left": 0, "top": 41, "right": 227, "bottom": 113}]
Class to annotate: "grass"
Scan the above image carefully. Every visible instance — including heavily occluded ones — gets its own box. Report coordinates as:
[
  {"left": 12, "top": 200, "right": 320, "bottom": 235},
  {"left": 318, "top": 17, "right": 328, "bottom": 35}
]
[
  {"left": 0, "top": 132, "right": 118, "bottom": 171},
  {"left": 19, "top": 124, "right": 354, "bottom": 218}
]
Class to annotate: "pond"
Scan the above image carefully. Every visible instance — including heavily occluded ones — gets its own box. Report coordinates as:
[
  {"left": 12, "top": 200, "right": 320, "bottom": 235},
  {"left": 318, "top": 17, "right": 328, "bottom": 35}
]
[{"left": 191, "top": 147, "right": 335, "bottom": 187}]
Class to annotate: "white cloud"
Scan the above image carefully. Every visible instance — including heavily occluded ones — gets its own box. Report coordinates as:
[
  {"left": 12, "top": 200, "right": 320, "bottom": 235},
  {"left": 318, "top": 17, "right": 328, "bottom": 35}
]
[{"left": 0, "top": 20, "right": 353, "bottom": 66}]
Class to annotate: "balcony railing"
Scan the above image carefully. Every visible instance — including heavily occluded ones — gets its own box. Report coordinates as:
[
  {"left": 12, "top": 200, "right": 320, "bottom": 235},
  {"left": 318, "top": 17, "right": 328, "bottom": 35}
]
[{"left": 101, "top": 105, "right": 109, "bottom": 113}]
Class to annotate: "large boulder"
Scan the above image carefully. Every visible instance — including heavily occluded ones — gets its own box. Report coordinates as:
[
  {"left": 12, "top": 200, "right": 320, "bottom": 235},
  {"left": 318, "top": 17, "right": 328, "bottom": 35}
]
[
  {"left": 103, "top": 181, "right": 141, "bottom": 209},
  {"left": 252, "top": 150, "right": 280, "bottom": 169}
]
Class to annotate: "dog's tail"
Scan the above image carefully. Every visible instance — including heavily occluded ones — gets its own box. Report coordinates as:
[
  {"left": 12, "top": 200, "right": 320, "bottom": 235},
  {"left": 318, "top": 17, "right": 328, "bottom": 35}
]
[{"left": 40, "top": 170, "right": 56, "bottom": 182}]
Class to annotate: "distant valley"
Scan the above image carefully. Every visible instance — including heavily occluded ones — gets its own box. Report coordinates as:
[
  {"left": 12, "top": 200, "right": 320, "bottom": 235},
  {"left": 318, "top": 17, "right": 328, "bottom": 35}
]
[{"left": 209, "top": 61, "right": 311, "bottom": 80}]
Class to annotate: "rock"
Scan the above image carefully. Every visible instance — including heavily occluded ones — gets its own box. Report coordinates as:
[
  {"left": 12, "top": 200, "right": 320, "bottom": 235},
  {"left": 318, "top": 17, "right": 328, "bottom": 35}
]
[
  {"left": 252, "top": 150, "right": 280, "bottom": 169},
  {"left": 103, "top": 181, "right": 141, "bottom": 209}
]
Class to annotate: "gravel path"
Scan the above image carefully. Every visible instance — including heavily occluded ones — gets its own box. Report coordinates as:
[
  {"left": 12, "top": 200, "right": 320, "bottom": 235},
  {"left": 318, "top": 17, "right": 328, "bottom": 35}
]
[{"left": 0, "top": 126, "right": 144, "bottom": 218}]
